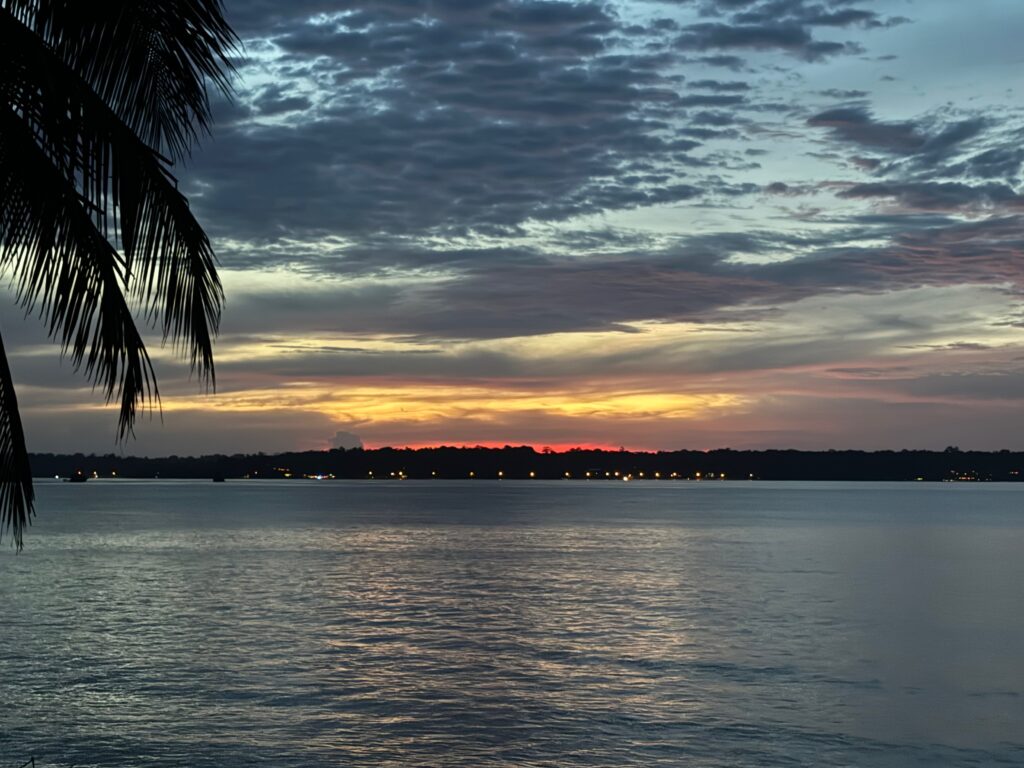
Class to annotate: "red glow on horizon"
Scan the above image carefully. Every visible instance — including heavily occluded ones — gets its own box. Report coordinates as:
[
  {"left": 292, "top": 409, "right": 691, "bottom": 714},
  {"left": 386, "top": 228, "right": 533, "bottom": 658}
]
[{"left": 362, "top": 440, "right": 648, "bottom": 453}]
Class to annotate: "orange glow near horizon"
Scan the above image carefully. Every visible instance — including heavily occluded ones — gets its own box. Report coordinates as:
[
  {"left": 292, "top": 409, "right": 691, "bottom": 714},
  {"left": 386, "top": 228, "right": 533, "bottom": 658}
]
[
  {"left": 22, "top": 318, "right": 1024, "bottom": 454},
  {"left": 35, "top": 378, "right": 752, "bottom": 453},
  {"left": 142, "top": 383, "right": 750, "bottom": 424}
]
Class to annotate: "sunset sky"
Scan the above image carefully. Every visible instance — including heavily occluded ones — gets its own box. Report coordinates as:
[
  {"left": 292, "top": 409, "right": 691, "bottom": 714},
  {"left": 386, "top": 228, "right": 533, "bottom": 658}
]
[{"left": 8, "top": 0, "right": 1024, "bottom": 455}]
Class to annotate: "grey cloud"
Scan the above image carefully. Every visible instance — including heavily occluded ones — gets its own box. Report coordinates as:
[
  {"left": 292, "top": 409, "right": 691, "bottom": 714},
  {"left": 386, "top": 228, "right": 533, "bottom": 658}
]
[
  {"left": 725, "top": 0, "right": 909, "bottom": 29},
  {"left": 22, "top": 406, "right": 338, "bottom": 456},
  {"left": 190, "top": 105, "right": 705, "bottom": 243},
  {"left": 182, "top": 4, "right": 1020, "bottom": 344},
  {"left": 210, "top": 212, "right": 1024, "bottom": 344},
  {"left": 798, "top": 9, "right": 879, "bottom": 27},
  {"left": 689, "top": 79, "right": 751, "bottom": 91},
  {"left": 677, "top": 0, "right": 896, "bottom": 60},
  {"left": 817, "top": 88, "right": 868, "bottom": 99},
  {"left": 677, "top": 93, "right": 746, "bottom": 106},
  {"left": 701, "top": 0, "right": 761, "bottom": 9},
  {"left": 223, "top": 0, "right": 345, "bottom": 34},
  {"left": 948, "top": 146, "right": 1024, "bottom": 182},
  {"left": 901, "top": 342, "right": 993, "bottom": 352},
  {"left": 187, "top": 2, "right": 729, "bottom": 242},
  {"left": 679, "top": 126, "right": 737, "bottom": 140},
  {"left": 765, "top": 181, "right": 805, "bottom": 195},
  {"left": 838, "top": 181, "right": 1024, "bottom": 211},
  {"left": 850, "top": 155, "right": 882, "bottom": 171},
  {"left": 807, "top": 107, "right": 926, "bottom": 152},
  {"left": 678, "top": 22, "right": 859, "bottom": 61},
  {"left": 809, "top": 107, "right": 998, "bottom": 189},
  {"left": 905, "top": 118, "right": 990, "bottom": 171},
  {"left": 691, "top": 110, "right": 738, "bottom": 125},
  {"left": 252, "top": 84, "right": 312, "bottom": 115},
  {"left": 179, "top": 0, "right": 914, "bottom": 250},
  {"left": 896, "top": 369, "right": 1024, "bottom": 402},
  {"left": 331, "top": 430, "right": 364, "bottom": 449},
  {"left": 694, "top": 54, "right": 748, "bottom": 69}
]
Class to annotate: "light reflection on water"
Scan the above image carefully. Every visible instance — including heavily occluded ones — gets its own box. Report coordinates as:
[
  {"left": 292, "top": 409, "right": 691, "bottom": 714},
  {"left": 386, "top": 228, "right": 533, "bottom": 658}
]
[{"left": 1, "top": 480, "right": 1023, "bottom": 766}]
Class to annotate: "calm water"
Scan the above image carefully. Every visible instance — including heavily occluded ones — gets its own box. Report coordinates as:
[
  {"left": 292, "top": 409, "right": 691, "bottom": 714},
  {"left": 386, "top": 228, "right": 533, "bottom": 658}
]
[{"left": 1, "top": 480, "right": 1022, "bottom": 766}]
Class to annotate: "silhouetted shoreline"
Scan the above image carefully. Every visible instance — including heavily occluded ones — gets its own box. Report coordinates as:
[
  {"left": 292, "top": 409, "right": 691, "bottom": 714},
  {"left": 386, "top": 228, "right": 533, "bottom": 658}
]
[{"left": 31, "top": 446, "right": 1024, "bottom": 482}]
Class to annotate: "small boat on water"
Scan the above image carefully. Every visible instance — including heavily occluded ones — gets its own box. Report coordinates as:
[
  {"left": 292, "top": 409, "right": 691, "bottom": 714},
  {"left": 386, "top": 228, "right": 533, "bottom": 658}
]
[
  {"left": 212, "top": 474, "right": 226, "bottom": 483},
  {"left": 64, "top": 471, "right": 88, "bottom": 483}
]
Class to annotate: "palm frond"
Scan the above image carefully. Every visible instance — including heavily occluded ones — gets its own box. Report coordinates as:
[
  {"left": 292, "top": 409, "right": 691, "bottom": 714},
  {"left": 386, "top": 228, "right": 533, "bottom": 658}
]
[
  {"left": 114, "top": 150, "right": 222, "bottom": 385},
  {"left": 2, "top": 0, "right": 238, "bottom": 160},
  {"left": 0, "top": 6, "right": 224, "bottom": 388},
  {"left": 0, "top": 2, "right": 235, "bottom": 548},
  {"left": 0, "top": 330, "right": 34, "bottom": 550},
  {"left": 0, "top": 107, "right": 157, "bottom": 438}
]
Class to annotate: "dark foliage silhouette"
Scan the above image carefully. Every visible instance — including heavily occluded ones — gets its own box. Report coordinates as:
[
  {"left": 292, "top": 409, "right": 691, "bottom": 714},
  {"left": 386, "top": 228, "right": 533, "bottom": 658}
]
[
  {"left": 27, "top": 447, "right": 1024, "bottom": 484},
  {"left": 0, "top": 1, "right": 237, "bottom": 548}
]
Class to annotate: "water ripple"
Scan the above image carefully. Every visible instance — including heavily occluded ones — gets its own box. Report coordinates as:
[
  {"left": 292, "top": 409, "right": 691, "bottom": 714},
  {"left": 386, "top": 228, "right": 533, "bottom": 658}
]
[{"left": 1, "top": 480, "right": 1023, "bottom": 766}]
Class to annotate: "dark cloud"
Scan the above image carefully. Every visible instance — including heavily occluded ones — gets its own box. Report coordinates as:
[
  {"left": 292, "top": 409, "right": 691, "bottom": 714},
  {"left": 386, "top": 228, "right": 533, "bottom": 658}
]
[
  {"left": 677, "top": 93, "right": 747, "bottom": 106},
  {"left": 331, "top": 430, "right": 364, "bottom": 449},
  {"left": 948, "top": 146, "right": 1024, "bottom": 182},
  {"left": 809, "top": 103, "right": 1023, "bottom": 216},
  {"left": 838, "top": 181, "right": 1024, "bottom": 211},
  {"left": 895, "top": 369, "right": 1024, "bottom": 402},
  {"left": 424, "top": 222, "right": 1021, "bottom": 339},
  {"left": 22, "top": 406, "right": 338, "bottom": 456},
  {"left": 817, "top": 88, "right": 869, "bottom": 99},
  {"left": 691, "top": 110, "right": 738, "bottom": 125},
  {"left": 188, "top": 1, "right": 724, "bottom": 242},
  {"left": 807, "top": 106, "right": 927, "bottom": 152},
  {"left": 850, "top": 155, "right": 882, "bottom": 171},
  {"left": 208, "top": 212, "right": 1024, "bottom": 345},
  {"left": 223, "top": 0, "right": 346, "bottom": 34},
  {"left": 808, "top": 107, "right": 995, "bottom": 188},
  {"left": 678, "top": 22, "right": 860, "bottom": 62},
  {"left": 673, "top": 0, "right": 903, "bottom": 61},
  {"left": 181, "top": 0, "right": 901, "bottom": 248},
  {"left": 907, "top": 118, "right": 990, "bottom": 171},
  {"left": 251, "top": 84, "right": 312, "bottom": 115},
  {"left": 689, "top": 79, "right": 751, "bottom": 91},
  {"left": 694, "top": 54, "right": 748, "bottom": 69},
  {"left": 707, "top": 0, "right": 909, "bottom": 29}
]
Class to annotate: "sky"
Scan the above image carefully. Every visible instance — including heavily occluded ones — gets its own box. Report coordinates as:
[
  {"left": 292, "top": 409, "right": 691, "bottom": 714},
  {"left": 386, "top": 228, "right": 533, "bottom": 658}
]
[{"left": 9, "top": 0, "right": 1024, "bottom": 455}]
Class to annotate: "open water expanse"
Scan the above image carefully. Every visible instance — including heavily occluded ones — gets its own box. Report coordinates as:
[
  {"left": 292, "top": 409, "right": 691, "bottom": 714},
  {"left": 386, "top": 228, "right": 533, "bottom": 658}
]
[{"left": 0, "top": 480, "right": 1022, "bottom": 767}]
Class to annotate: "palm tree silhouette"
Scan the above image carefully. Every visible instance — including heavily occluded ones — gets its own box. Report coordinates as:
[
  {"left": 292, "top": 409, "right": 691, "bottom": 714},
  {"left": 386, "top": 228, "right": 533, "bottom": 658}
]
[{"left": 0, "top": 1, "right": 237, "bottom": 548}]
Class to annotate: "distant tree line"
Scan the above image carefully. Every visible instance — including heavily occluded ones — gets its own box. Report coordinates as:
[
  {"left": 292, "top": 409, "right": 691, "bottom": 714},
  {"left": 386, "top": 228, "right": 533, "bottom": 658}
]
[{"left": 28, "top": 446, "right": 1024, "bottom": 482}]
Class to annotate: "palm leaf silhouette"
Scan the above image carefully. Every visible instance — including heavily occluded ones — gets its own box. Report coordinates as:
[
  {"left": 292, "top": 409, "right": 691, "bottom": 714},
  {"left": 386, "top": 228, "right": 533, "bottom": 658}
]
[{"left": 0, "top": 1, "right": 236, "bottom": 548}]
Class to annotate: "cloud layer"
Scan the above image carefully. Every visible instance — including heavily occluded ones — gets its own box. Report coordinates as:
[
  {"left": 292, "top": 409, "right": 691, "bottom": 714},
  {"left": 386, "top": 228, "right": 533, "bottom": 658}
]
[{"left": 7, "top": 0, "right": 1024, "bottom": 453}]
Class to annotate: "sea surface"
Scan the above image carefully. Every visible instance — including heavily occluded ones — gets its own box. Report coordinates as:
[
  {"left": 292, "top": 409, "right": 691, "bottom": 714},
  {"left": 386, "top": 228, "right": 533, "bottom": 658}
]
[{"left": 0, "top": 480, "right": 1022, "bottom": 767}]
